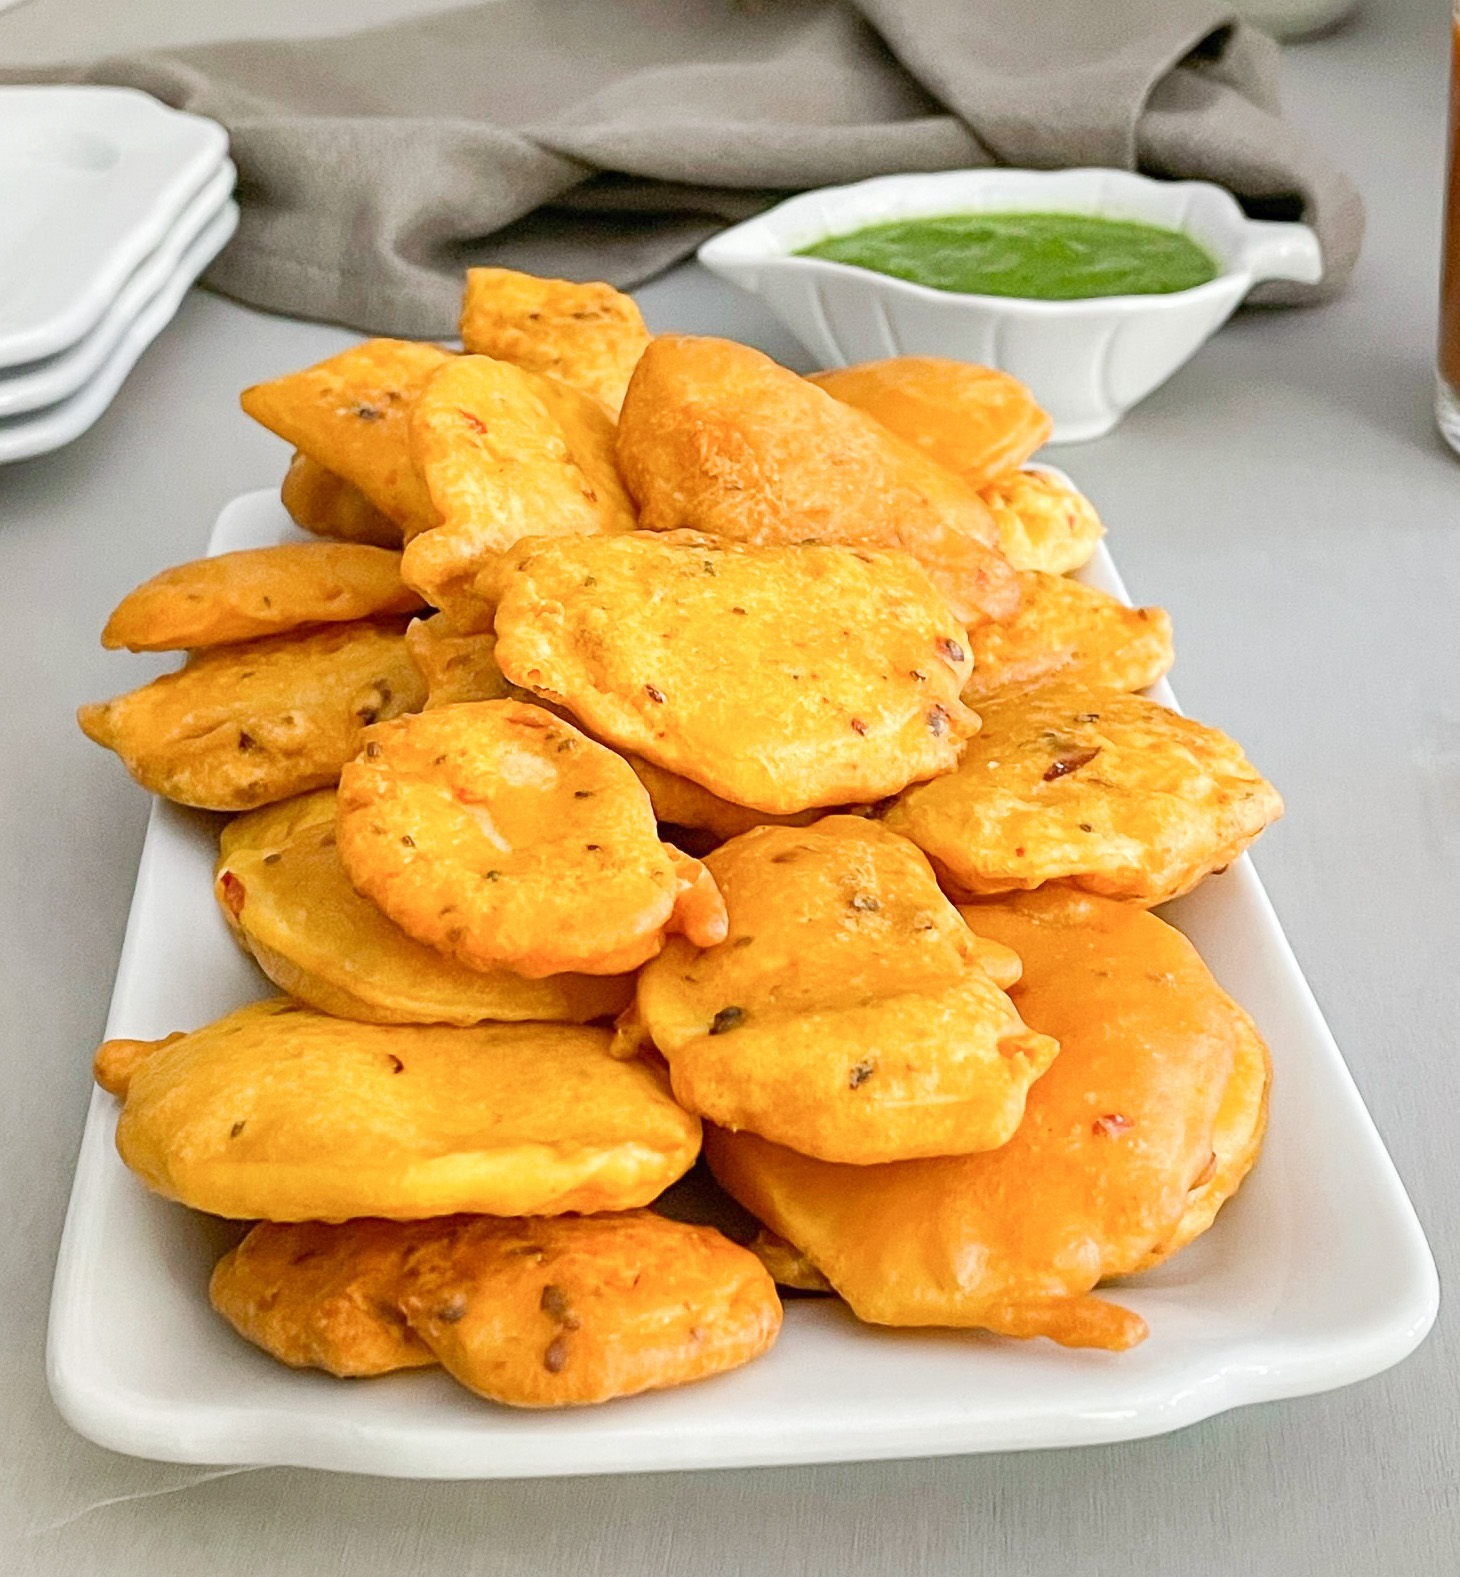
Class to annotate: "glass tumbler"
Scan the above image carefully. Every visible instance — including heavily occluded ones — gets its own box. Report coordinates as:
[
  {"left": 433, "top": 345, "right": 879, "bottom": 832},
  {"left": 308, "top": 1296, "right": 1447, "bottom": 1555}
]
[{"left": 1439, "top": 0, "right": 1460, "bottom": 453}]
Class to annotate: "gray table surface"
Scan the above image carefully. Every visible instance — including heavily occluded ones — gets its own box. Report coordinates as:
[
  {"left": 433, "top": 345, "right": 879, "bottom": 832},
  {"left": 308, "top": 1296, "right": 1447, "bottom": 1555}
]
[{"left": 2, "top": 1, "right": 1456, "bottom": 1572}]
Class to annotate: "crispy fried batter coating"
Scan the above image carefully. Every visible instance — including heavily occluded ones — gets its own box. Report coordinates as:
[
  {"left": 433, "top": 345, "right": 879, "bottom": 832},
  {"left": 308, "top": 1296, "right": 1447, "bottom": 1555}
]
[
  {"left": 101, "top": 544, "right": 425, "bottom": 652},
  {"left": 708, "top": 888, "right": 1266, "bottom": 1349},
  {"left": 624, "top": 754, "right": 826, "bottom": 842},
  {"left": 632, "top": 818, "right": 1057, "bottom": 1163},
  {"left": 883, "top": 683, "right": 1282, "bottom": 906},
  {"left": 484, "top": 531, "right": 978, "bottom": 815},
  {"left": 336, "top": 701, "right": 726, "bottom": 978},
  {"left": 103, "top": 999, "right": 701, "bottom": 1221},
  {"left": 77, "top": 620, "right": 427, "bottom": 812},
  {"left": 746, "top": 1229, "right": 834, "bottom": 1293},
  {"left": 405, "top": 613, "right": 521, "bottom": 711},
  {"left": 241, "top": 339, "right": 450, "bottom": 536},
  {"left": 962, "top": 571, "right": 1173, "bottom": 702},
  {"left": 401, "top": 355, "right": 638, "bottom": 625},
  {"left": 615, "top": 336, "right": 1019, "bottom": 626},
  {"left": 217, "top": 790, "right": 635, "bottom": 1024},
  {"left": 977, "top": 468, "right": 1105, "bottom": 575},
  {"left": 809, "top": 358, "right": 1051, "bottom": 486},
  {"left": 281, "top": 451, "right": 402, "bottom": 548},
  {"left": 1133, "top": 1006, "right": 1270, "bottom": 1270},
  {"left": 459, "top": 268, "right": 651, "bottom": 415},
  {"left": 397, "top": 1211, "right": 780, "bottom": 1407},
  {"left": 211, "top": 1218, "right": 438, "bottom": 1376}
]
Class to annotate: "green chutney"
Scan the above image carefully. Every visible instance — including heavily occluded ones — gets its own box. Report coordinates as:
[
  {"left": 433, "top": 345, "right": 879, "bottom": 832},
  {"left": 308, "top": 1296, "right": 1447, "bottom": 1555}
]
[{"left": 797, "top": 211, "right": 1220, "bottom": 301}]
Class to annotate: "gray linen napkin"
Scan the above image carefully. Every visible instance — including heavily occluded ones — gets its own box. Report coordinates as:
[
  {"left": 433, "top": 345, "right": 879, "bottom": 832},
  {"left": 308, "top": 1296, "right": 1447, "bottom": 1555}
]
[{"left": 8, "top": 0, "right": 1362, "bottom": 335}]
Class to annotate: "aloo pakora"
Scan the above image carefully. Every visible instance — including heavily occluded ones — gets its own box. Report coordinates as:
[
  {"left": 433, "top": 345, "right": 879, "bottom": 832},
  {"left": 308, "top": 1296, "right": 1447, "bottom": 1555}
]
[
  {"left": 101, "top": 543, "right": 424, "bottom": 652},
  {"left": 281, "top": 451, "right": 402, "bottom": 548},
  {"left": 210, "top": 1217, "right": 438, "bottom": 1377},
  {"left": 459, "top": 267, "right": 651, "bottom": 415},
  {"left": 484, "top": 531, "right": 978, "bottom": 814},
  {"left": 962, "top": 571, "right": 1173, "bottom": 702},
  {"left": 100, "top": 999, "right": 701, "bottom": 1221},
  {"left": 217, "top": 790, "right": 636, "bottom": 1024},
  {"left": 401, "top": 354, "right": 638, "bottom": 624},
  {"left": 78, "top": 619, "right": 427, "bottom": 811},
  {"left": 628, "top": 818, "right": 1058, "bottom": 1164},
  {"left": 336, "top": 700, "right": 726, "bottom": 977},
  {"left": 241, "top": 339, "right": 450, "bottom": 537},
  {"left": 615, "top": 336, "right": 1019, "bottom": 626},
  {"left": 397, "top": 1211, "right": 781, "bottom": 1407},
  {"left": 977, "top": 467, "right": 1105, "bottom": 575},
  {"left": 883, "top": 683, "right": 1282, "bottom": 905},
  {"left": 707, "top": 887, "right": 1268, "bottom": 1349},
  {"left": 809, "top": 357, "right": 1051, "bottom": 486},
  {"left": 404, "top": 613, "right": 522, "bottom": 711}
]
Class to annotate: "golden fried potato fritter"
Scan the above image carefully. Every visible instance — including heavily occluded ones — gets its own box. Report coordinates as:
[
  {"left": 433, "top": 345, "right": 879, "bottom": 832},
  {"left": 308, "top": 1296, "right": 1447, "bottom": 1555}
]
[
  {"left": 708, "top": 888, "right": 1268, "bottom": 1349},
  {"left": 615, "top": 336, "right": 1019, "bottom": 626},
  {"left": 485, "top": 531, "right": 978, "bottom": 815},
  {"left": 216, "top": 790, "right": 635, "bottom": 1025},
  {"left": 241, "top": 339, "right": 450, "bottom": 537},
  {"left": 459, "top": 268, "right": 651, "bottom": 415},
  {"left": 396, "top": 1212, "right": 780, "bottom": 1407},
  {"left": 101, "top": 544, "right": 424, "bottom": 652},
  {"left": 336, "top": 700, "right": 726, "bottom": 977},
  {"left": 78, "top": 620, "right": 427, "bottom": 811},
  {"left": 210, "top": 1218, "right": 438, "bottom": 1377},
  {"left": 977, "top": 468, "right": 1104, "bottom": 575},
  {"left": 103, "top": 999, "right": 701, "bottom": 1221},
  {"left": 401, "top": 355, "right": 637, "bottom": 624},
  {"left": 962, "top": 571, "right": 1173, "bottom": 702},
  {"left": 631, "top": 818, "right": 1058, "bottom": 1164},
  {"left": 884, "top": 683, "right": 1282, "bottom": 906},
  {"left": 809, "top": 357, "right": 1051, "bottom": 486}
]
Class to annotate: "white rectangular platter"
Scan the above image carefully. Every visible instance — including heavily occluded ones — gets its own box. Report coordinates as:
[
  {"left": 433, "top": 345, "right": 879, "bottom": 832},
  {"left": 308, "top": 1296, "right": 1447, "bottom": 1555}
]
[{"left": 47, "top": 486, "right": 1439, "bottom": 1479}]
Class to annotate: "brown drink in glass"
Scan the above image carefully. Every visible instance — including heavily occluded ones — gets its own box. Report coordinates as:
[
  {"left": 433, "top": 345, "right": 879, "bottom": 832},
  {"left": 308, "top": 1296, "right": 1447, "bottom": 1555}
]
[{"left": 1440, "top": 1, "right": 1460, "bottom": 452}]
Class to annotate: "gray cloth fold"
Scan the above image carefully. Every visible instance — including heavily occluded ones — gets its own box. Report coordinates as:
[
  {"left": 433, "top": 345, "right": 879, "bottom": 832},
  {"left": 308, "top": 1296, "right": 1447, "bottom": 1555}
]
[{"left": 5, "top": 0, "right": 1363, "bottom": 335}]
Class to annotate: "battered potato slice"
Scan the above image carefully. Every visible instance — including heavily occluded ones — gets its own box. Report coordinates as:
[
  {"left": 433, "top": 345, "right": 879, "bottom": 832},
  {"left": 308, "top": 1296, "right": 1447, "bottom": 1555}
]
[
  {"left": 962, "top": 572, "right": 1173, "bottom": 702},
  {"left": 281, "top": 451, "right": 402, "bottom": 548},
  {"left": 707, "top": 888, "right": 1267, "bottom": 1349},
  {"left": 242, "top": 340, "right": 449, "bottom": 537},
  {"left": 101, "top": 999, "right": 701, "bottom": 1221},
  {"left": 397, "top": 1212, "right": 780, "bottom": 1407},
  {"left": 883, "top": 683, "right": 1282, "bottom": 906},
  {"left": 459, "top": 268, "right": 651, "bottom": 415},
  {"left": 77, "top": 620, "right": 427, "bottom": 812},
  {"left": 336, "top": 700, "right": 726, "bottom": 978},
  {"left": 101, "top": 544, "right": 425, "bottom": 652},
  {"left": 210, "top": 1218, "right": 438, "bottom": 1377},
  {"left": 809, "top": 358, "right": 1051, "bottom": 486},
  {"left": 977, "top": 468, "right": 1105, "bottom": 575},
  {"left": 216, "top": 790, "right": 635, "bottom": 1024},
  {"left": 484, "top": 532, "right": 978, "bottom": 814},
  {"left": 402, "top": 355, "right": 638, "bottom": 625},
  {"left": 615, "top": 336, "right": 1019, "bottom": 626},
  {"left": 631, "top": 818, "right": 1057, "bottom": 1164}
]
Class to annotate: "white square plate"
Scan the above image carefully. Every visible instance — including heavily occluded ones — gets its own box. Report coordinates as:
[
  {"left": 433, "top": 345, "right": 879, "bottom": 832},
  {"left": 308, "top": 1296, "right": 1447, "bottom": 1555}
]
[
  {"left": 0, "top": 158, "right": 236, "bottom": 419},
  {"left": 47, "top": 487, "right": 1439, "bottom": 1478},
  {"left": 0, "top": 86, "right": 227, "bottom": 367},
  {"left": 0, "top": 198, "right": 238, "bottom": 464}
]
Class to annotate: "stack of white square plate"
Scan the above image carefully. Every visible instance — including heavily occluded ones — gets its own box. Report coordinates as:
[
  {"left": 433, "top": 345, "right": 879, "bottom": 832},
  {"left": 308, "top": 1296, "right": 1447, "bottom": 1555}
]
[{"left": 0, "top": 86, "right": 238, "bottom": 463}]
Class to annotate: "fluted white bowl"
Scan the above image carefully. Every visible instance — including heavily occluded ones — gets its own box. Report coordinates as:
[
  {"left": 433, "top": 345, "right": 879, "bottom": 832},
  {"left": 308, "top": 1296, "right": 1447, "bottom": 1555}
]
[{"left": 698, "top": 167, "right": 1323, "bottom": 442}]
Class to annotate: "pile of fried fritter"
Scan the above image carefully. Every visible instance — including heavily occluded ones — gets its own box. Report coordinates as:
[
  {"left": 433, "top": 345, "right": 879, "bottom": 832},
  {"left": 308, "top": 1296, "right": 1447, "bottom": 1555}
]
[{"left": 80, "top": 267, "right": 1282, "bottom": 1409}]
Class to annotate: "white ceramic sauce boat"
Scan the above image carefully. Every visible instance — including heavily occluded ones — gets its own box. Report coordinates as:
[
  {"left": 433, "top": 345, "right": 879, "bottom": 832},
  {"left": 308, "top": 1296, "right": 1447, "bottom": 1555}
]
[{"left": 698, "top": 167, "right": 1323, "bottom": 442}]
